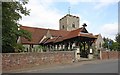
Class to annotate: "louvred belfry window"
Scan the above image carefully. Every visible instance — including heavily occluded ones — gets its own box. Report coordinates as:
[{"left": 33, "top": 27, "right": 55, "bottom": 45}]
[
  {"left": 72, "top": 23, "right": 75, "bottom": 28},
  {"left": 62, "top": 25, "right": 64, "bottom": 29}
]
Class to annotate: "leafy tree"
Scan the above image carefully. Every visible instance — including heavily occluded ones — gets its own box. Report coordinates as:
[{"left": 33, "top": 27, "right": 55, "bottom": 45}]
[
  {"left": 103, "top": 37, "right": 109, "bottom": 49},
  {"left": 2, "top": 1, "right": 31, "bottom": 53},
  {"left": 103, "top": 33, "right": 120, "bottom": 51},
  {"left": 111, "top": 42, "right": 119, "bottom": 51},
  {"left": 102, "top": 37, "right": 114, "bottom": 50}
]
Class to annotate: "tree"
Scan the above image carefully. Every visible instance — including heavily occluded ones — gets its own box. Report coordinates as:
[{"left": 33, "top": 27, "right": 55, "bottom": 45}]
[
  {"left": 102, "top": 37, "right": 114, "bottom": 50},
  {"left": 102, "top": 33, "right": 120, "bottom": 51},
  {"left": 2, "top": 1, "right": 31, "bottom": 53},
  {"left": 111, "top": 42, "right": 119, "bottom": 51},
  {"left": 102, "top": 37, "right": 109, "bottom": 49}
]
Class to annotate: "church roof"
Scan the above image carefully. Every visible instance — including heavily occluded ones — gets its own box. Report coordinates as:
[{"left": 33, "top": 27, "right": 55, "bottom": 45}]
[
  {"left": 20, "top": 26, "right": 47, "bottom": 44},
  {"left": 19, "top": 26, "right": 69, "bottom": 44}
]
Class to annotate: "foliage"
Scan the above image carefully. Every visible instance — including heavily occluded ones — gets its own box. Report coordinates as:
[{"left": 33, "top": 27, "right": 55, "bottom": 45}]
[
  {"left": 34, "top": 45, "right": 47, "bottom": 52},
  {"left": 2, "top": 1, "right": 31, "bottom": 53},
  {"left": 14, "top": 44, "right": 25, "bottom": 52},
  {"left": 102, "top": 37, "right": 110, "bottom": 49},
  {"left": 18, "top": 27, "right": 31, "bottom": 41},
  {"left": 111, "top": 42, "right": 119, "bottom": 51},
  {"left": 102, "top": 35, "right": 120, "bottom": 51},
  {"left": 37, "top": 45, "right": 44, "bottom": 52},
  {"left": 102, "top": 37, "right": 114, "bottom": 51}
]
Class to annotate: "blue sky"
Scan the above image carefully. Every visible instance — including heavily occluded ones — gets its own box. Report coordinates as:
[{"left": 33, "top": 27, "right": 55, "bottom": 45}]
[{"left": 19, "top": 0, "right": 118, "bottom": 41}]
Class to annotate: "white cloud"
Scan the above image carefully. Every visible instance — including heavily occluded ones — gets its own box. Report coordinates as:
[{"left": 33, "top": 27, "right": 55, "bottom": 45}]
[
  {"left": 94, "top": 2, "right": 116, "bottom": 9},
  {"left": 100, "top": 22, "right": 118, "bottom": 40},
  {"left": 94, "top": 0, "right": 119, "bottom": 9},
  {"left": 65, "top": 0, "right": 118, "bottom": 9},
  {"left": 19, "top": 0, "right": 62, "bottom": 30}
]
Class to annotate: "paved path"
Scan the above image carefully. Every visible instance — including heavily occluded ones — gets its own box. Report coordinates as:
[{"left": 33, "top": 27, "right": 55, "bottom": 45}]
[{"left": 16, "top": 59, "right": 118, "bottom": 73}]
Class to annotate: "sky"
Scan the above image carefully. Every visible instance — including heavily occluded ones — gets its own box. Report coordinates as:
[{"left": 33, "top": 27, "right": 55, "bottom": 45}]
[{"left": 19, "top": 0, "right": 119, "bottom": 41}]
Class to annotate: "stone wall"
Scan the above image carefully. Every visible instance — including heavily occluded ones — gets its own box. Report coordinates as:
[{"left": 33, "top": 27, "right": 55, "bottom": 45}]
[
  {"left": 100, "top": 51, "right": 120, "bottom": 60},
  {"left": 2, "top": 51, "right": 74, "bottom": 72}
]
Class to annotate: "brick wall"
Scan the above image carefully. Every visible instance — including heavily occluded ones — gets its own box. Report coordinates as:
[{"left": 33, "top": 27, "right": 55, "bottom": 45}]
[
  {"left": 100, "top": 51, "right": 120, "bottom": 60},
  {"left": 2, "top": 51, "right": 74, "bottom": 72}
]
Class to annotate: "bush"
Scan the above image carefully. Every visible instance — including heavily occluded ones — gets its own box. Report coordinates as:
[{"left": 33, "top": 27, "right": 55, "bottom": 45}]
[{"left": 14, "top": 44, "right": 25, "bottom": 52}]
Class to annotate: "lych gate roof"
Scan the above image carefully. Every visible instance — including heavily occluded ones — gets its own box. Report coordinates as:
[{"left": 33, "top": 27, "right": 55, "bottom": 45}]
[
  {"left": 63, "top": 28, "right": 83, "bottom": 40},
  {"left": 45, "top": 28, "right": 96, "bottom": 44}
]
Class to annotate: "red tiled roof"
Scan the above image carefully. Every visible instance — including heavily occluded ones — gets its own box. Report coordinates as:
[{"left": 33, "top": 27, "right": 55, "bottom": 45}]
[
  {"left": 78, "top": 32, "right": 96, "bottom": 38},
  {"left": 44, "top": 36, "right": 64, "bottom": 44},
  {"left": 19, "top": 26, "right": 96, "bottom": 45},
  {"left": 55, "top": 37, "right": 64, "bottom": 43},
  {"left": 49, "top": 29, "right": 69, "bottom": 37},
  {"left": 19, "top": 26, "right": 69, "bottom": 44},
  {"left": 44, "top": 28, "right": 96, "bottom": 44},
  {"left": 43, "top": 28, "right": 84, "bottom": 44},
  {"left": 66, "top": 28, "right": 96, "bottom": 39},
  {"left": 63, "top": 28, "right": 83, "bottom": 40},
  {"left": 20, "top": 26, "right": 48, "bottom": 44}
]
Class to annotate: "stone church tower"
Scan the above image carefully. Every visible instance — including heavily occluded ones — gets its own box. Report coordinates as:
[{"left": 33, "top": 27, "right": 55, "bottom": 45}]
[{"left": 59, "top": 14, "right": 79, "bottom": 31}]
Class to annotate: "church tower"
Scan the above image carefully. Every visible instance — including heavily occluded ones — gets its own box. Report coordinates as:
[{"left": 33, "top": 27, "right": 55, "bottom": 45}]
[{"left": 59, "top": 14, "right": 79, "bottom": 31}]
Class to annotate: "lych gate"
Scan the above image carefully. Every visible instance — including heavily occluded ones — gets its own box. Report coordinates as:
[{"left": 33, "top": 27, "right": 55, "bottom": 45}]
[
  {"left": 44, "top": 36, "right": 95, "bottom": 58},
  {"left": 42, "top": 24, "right": 97, "bottom": 59}
]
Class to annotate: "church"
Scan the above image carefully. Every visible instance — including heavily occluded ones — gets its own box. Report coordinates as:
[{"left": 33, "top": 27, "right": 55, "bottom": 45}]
[{"left": 18, "top": 14, "right": 103, "bottom": 58}]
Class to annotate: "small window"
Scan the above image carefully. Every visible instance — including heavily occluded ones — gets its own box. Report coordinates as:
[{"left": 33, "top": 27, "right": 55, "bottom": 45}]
[
  {"left": 72, "top": 23, "right": 75, "bottom": 28},
  {"left": 62, "top": 25, "right": 64, "bottom": 29}
]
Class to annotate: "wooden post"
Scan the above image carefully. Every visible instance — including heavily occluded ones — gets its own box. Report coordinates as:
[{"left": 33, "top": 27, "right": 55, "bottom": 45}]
[
  {"left": 83, "top": 41, "right": 86, "bottom": 51},
  {"left": 61, "top": 44, "right": 63, "bottom": 51},
  {"left": 29, "top": 44, "right": 32, "bottom": 52},
  {"left": 88, "top": 40, "right": 90, "bottom": 54},
  {"left": 70, "top": 42, "right": 73, "bottom": 51}
]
